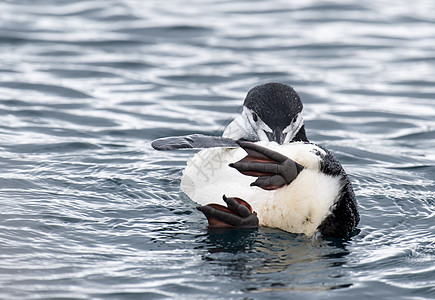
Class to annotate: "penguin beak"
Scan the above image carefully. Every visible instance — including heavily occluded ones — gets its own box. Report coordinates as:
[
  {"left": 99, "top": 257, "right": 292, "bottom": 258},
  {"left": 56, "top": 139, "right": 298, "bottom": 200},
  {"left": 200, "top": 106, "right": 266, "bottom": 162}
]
[{"left": 265, "top": 128, "right": 285, "bottom": 144}]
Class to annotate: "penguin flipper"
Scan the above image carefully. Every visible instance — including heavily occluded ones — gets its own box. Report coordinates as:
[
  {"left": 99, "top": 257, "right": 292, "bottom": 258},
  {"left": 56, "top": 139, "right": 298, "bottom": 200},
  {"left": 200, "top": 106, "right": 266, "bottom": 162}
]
[
  {"left": 196, "top": 195, "right": 259, "bottom": 229},
  {"left": 151, "top": 134, "right": 238, "bottom": 150},
  {"left": 230, "top": 141, "right": 304, "bottom": 190}
]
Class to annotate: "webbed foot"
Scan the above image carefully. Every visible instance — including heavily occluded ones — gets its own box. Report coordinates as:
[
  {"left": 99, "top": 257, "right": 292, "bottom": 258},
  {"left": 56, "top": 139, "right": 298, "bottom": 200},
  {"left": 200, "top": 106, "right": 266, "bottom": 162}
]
[
  {"left": 196, "top": 195, "right": 259, "bottom": 229},
  {"left": 230, "top": 141, "right": 304, "bottom": 190}
]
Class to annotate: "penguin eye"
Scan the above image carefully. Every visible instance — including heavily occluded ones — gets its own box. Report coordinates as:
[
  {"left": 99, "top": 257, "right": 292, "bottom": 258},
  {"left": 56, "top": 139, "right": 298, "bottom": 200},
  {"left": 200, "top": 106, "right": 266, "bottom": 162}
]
[
  {"left": 252, "top": 112, "right": 258, "bottom": 122},
  {"left": 292, "top": 115, "right": 298, "bottom": 123}
]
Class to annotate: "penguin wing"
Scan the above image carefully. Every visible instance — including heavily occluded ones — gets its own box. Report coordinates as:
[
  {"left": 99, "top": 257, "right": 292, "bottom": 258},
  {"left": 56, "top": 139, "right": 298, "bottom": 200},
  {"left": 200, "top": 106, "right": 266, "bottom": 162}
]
[{"left": 151, "top": 134, "right": 239, "bottom": 150}]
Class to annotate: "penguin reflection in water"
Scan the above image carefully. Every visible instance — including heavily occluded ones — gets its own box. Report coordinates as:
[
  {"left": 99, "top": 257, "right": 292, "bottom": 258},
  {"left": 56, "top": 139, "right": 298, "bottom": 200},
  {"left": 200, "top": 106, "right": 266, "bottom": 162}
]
[{"left": 152, "top": 83, "right": 359, "bottom": 238}]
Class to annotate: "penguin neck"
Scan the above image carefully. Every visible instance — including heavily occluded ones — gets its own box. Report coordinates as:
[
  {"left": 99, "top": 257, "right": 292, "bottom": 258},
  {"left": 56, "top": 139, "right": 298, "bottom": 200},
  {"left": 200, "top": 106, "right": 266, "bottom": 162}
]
[{"left": 292, "top": 125, "right": 309, "bottom": 142}]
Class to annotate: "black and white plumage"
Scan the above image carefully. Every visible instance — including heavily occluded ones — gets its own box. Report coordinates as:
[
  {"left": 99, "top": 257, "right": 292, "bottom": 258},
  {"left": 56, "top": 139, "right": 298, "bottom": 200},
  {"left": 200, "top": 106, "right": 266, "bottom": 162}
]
[
  {"left": 222, "top": 83, "right": 308, "bottom": 144},
  {"left": 153, "top": 83, "right": 359, "bottom": 239}
]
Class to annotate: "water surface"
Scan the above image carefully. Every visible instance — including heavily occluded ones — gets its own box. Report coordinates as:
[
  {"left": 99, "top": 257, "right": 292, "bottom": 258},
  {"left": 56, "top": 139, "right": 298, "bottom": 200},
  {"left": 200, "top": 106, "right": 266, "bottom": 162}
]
[{"left": 0, "top": 0, "right": 434, "bottom": 299}]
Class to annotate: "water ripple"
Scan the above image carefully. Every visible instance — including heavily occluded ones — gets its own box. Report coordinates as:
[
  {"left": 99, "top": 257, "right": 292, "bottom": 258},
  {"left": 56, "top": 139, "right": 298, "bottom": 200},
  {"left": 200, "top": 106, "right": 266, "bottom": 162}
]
[{"left": 0, "top": 0, "right": 434, "bottom": 299}]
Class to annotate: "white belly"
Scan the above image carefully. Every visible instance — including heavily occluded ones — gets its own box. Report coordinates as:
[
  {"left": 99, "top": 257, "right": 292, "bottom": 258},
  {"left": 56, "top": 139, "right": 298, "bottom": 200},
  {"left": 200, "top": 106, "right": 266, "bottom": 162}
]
[{"left": 181, "top": 142, "right": 342, "bottom": 236}]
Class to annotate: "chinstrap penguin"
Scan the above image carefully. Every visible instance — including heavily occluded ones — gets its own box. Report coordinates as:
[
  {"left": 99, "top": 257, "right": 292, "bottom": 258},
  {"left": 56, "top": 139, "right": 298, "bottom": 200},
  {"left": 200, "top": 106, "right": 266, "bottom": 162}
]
[{"left": 152, "top": 83, "right": 359, "bottom": 239}]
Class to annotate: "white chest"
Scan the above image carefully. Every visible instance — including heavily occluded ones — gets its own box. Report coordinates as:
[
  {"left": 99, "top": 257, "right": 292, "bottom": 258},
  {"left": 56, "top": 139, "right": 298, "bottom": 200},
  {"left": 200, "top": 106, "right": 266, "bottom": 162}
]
[{"left": 181, "top": 142, "right": 342, "bottom": 236}]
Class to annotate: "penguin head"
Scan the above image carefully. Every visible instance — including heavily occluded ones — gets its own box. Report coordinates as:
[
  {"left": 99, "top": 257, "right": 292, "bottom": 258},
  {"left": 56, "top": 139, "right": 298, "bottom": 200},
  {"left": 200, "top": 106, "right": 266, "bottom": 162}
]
[{"left": 242, "top": 83, "right": 308, "bottom": 144}]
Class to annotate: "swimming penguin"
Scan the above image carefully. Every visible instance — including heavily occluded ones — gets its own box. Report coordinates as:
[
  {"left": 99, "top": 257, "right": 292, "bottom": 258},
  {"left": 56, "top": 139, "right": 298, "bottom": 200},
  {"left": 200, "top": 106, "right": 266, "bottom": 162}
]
[{"left": 152, "top": 83, "right": 359, "bottom": 238}]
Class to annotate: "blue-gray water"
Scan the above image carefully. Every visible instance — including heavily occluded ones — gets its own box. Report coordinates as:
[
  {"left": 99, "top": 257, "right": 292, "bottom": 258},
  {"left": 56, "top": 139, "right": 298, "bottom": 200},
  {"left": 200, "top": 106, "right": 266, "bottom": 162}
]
[{"left": 0, "top": 0, "right": 434, "bottom": 299}]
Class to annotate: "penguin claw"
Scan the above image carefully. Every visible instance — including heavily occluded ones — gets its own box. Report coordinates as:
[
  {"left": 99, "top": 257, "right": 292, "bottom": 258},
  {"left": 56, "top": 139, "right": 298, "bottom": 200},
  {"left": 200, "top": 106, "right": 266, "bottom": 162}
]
[
  {"left": 196, "top": 195, "right": 259, "bottom": 229},
  {"left": 230, "top": 141, "right": 304, "bottom": 190}
]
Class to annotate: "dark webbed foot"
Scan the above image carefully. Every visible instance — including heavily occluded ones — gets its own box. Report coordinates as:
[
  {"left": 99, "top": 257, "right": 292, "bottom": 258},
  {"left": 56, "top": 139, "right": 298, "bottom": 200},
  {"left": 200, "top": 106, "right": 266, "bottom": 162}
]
[
  {"left": 196, "top": 195, "right": 259, "bottom": 229},
  {"left": 230, "top": 141, "right": 304, "bottom": 190}
]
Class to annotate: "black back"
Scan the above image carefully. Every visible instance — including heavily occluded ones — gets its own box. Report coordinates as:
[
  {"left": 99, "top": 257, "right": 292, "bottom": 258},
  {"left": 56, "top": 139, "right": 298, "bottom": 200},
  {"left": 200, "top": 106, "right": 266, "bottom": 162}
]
[{"left": 316, "top": 147, "right": 360, "bottom": 238}]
